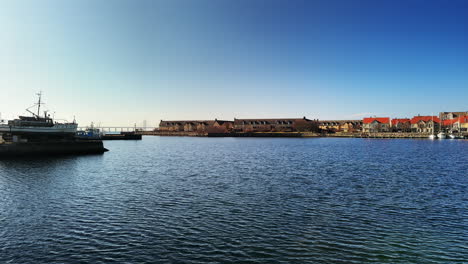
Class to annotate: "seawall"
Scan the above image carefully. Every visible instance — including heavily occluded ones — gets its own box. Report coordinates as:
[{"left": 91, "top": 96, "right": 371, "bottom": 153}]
[
  {"left": 141, "top": 131, "right": 321, "bottom": 137},
  {"left": 142, "top": 131, "right": 207, "bottom": 137},
  {"left": 207, "top": 132, "right": 320, "bottom": 137},
  {"left": 138, "top": 131, "right": 467, "bottom": 139},
  {"left": 326, "top": 132, "right": 461, "bottom": 138}
]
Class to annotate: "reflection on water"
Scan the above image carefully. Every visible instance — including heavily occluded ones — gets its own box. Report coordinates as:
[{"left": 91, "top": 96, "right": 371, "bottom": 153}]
[{"left": 0, "top": 137, "right": 467, "bottom": 263}]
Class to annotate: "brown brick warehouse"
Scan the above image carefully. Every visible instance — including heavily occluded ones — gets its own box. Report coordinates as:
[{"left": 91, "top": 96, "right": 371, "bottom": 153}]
[
  {"left": 158, "top": 119, "right": 234, "bottom": 134},
  {"left": 233, "top": 117, "right": 319, "bottom": 133}
]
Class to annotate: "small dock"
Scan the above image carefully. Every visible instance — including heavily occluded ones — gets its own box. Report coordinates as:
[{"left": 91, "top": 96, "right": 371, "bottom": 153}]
[
  {"left": 77, "top": 127, "right": 146, "bottom": 140},
  {"left": 101, "top": 132, "right": 142, "bottom": 140}
]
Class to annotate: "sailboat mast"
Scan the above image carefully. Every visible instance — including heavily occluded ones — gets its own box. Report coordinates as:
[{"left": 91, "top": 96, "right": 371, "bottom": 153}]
[{"left": 431, "top": 114, "right": 434, "bottom": 134}]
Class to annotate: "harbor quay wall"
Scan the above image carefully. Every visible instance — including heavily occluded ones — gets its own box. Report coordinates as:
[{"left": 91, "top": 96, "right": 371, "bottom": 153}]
[
  {"left": 140, "top": 131, "right": 320, "bottom": 137},
  {"left": 325, "top": 132, "right": 466, "bottom": 138},
  {"left": 139, "top": 131, "right": 467, "bottom": 138},
  {"left": 210, "top": 132, "right": 465, "bottom": 138},
  {"left": 145, "top": 131, "right": 208, "bottom": 137},
  {"left": 207, "top": 132, "right": 321, "bottom": 137}
]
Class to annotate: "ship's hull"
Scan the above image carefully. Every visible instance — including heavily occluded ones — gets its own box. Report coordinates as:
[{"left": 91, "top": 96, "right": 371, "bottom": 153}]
[
  {"left": 0, "top": 124, "right": 77, "bottom": 134},
  {"left": 0, "top": 140, "right": 108, "bottom": 157}
]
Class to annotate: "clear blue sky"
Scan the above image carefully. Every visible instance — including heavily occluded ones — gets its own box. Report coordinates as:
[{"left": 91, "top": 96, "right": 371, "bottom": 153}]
[{"left": 1, "top": 0, "right": 467, "bottom": 126}]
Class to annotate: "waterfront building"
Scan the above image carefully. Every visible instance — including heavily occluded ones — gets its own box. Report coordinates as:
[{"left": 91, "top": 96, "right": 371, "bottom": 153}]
[
  {"left": 442, "top": 115, "right": 468, "bottom": 133},
  {"left": 159, "top": 121, "right": 184, "bottom": 132},
  {"left": 159, "top": 119, "right": 233, "bottom": 133},
  {"left": 362, "top": 117, "right": 391, "bottom": 133},
  {"left": 391, "top": 118, "right": 411, "bottom": 132},
  {"left": 458, "top": 116, "right": 468, "bottom": 132},
  {"left": 442, "top": 118, "right": 457, "bottom": 132},
  {"left": 208, "top": 119, "right": 234, "bottom": 133},
  {"left": 233, "top": 117, "right": 319, "bottom": 133},
  {"left": 439, "top": 111, "right": 468, "bottom": 121},
  {"left": 319, "top": 120, "right": 362, "bottom": 133},
  {"left": 410, "top": 116, "right": 440, "bottom": 133}
]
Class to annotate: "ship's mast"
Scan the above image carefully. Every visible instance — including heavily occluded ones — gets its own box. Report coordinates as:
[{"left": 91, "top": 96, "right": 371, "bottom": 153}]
[
  {"left": 26, "top": 92, "right": 44, "bottom": 119},
  {"left": 37, "top": 91, "right": 42, "bottom": 118},
  {"left": 459, "top": 116, "right": 461, "bottom": 137}
]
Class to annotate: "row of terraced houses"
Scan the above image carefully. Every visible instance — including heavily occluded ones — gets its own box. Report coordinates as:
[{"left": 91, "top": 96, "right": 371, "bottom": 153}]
[
  {"left": 359, "top": 111, "right": 468, "bottom": 133},
  {"left": 321, "top": 112, "right": 468, "bottom": 133},
  {"left": 159, "top": 117, "right": 319, "bottom": 133},
  {"left": 158, "top": 112, "right": 468, "bottom": 134}
]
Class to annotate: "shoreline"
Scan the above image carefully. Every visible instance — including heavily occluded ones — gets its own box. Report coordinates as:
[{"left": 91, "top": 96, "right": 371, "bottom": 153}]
[{"left": 138, "top": 131, "right": 467, "bottom": 139}]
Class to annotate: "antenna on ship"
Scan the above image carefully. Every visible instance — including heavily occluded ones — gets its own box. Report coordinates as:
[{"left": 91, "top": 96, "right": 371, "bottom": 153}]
[
  {"left": 26, "top": 91, "right": 45, "bottom": 119},
  {"left": 37, "top": 91, "right": 42, "bottom": 118}
]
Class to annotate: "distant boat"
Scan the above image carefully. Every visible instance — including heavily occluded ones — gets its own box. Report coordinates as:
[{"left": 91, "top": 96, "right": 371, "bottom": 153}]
[
  {"left": 76, "top": 124, "right": 102, "bottom": 140},
  {"left": 448, "top": 134, "right": 456, "bottom": 139},
  {"left": 428, "top": 114, "right": 437, "bottom": 139},
  {"left": 453, "top": 116, "right": 463, "bottom": 139},
  {"left": 437, "top": 132, "right": 446, "bottom": 139}
]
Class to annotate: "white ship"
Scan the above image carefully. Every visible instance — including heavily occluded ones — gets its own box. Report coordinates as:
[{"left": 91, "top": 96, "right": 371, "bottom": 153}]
[{"left": 0, "top": 92, "right": 78, "bottom": 135}]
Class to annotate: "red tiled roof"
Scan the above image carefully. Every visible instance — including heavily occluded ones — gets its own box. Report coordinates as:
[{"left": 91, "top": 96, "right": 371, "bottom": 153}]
[
  {"left": 460, "top": 116, "right": 468, "bottom": 123},
  {"left": 443, "top": 119, "right": 457, "bottom": 126},
  {"left": 391, "top": 118, "right": 410, "bottom": 125},
  {"left": 444, "top": 115, "right": 468, "bottom": 125},
  {"left": 363, "top": 117, "right": 390, "bottom": 124},
  {"left": 410, "top": 116, "right": 440, "bottom": 124}
]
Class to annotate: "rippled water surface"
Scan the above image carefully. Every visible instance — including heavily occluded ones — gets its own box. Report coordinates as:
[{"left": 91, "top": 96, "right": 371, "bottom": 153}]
[{"left": 0, "top": 137, "right": 467, "bottom": 263}]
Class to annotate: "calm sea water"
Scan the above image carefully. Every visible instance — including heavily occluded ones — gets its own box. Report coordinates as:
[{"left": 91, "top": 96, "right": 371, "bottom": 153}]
[{"left": 0, "top": 137, "right": 466, "bottom": 263}]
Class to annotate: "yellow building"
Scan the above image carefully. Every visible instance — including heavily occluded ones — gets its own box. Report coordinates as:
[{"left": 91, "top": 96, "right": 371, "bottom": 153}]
[{"left": 319, "top": 120, "right": 362, "bottom": 133}]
